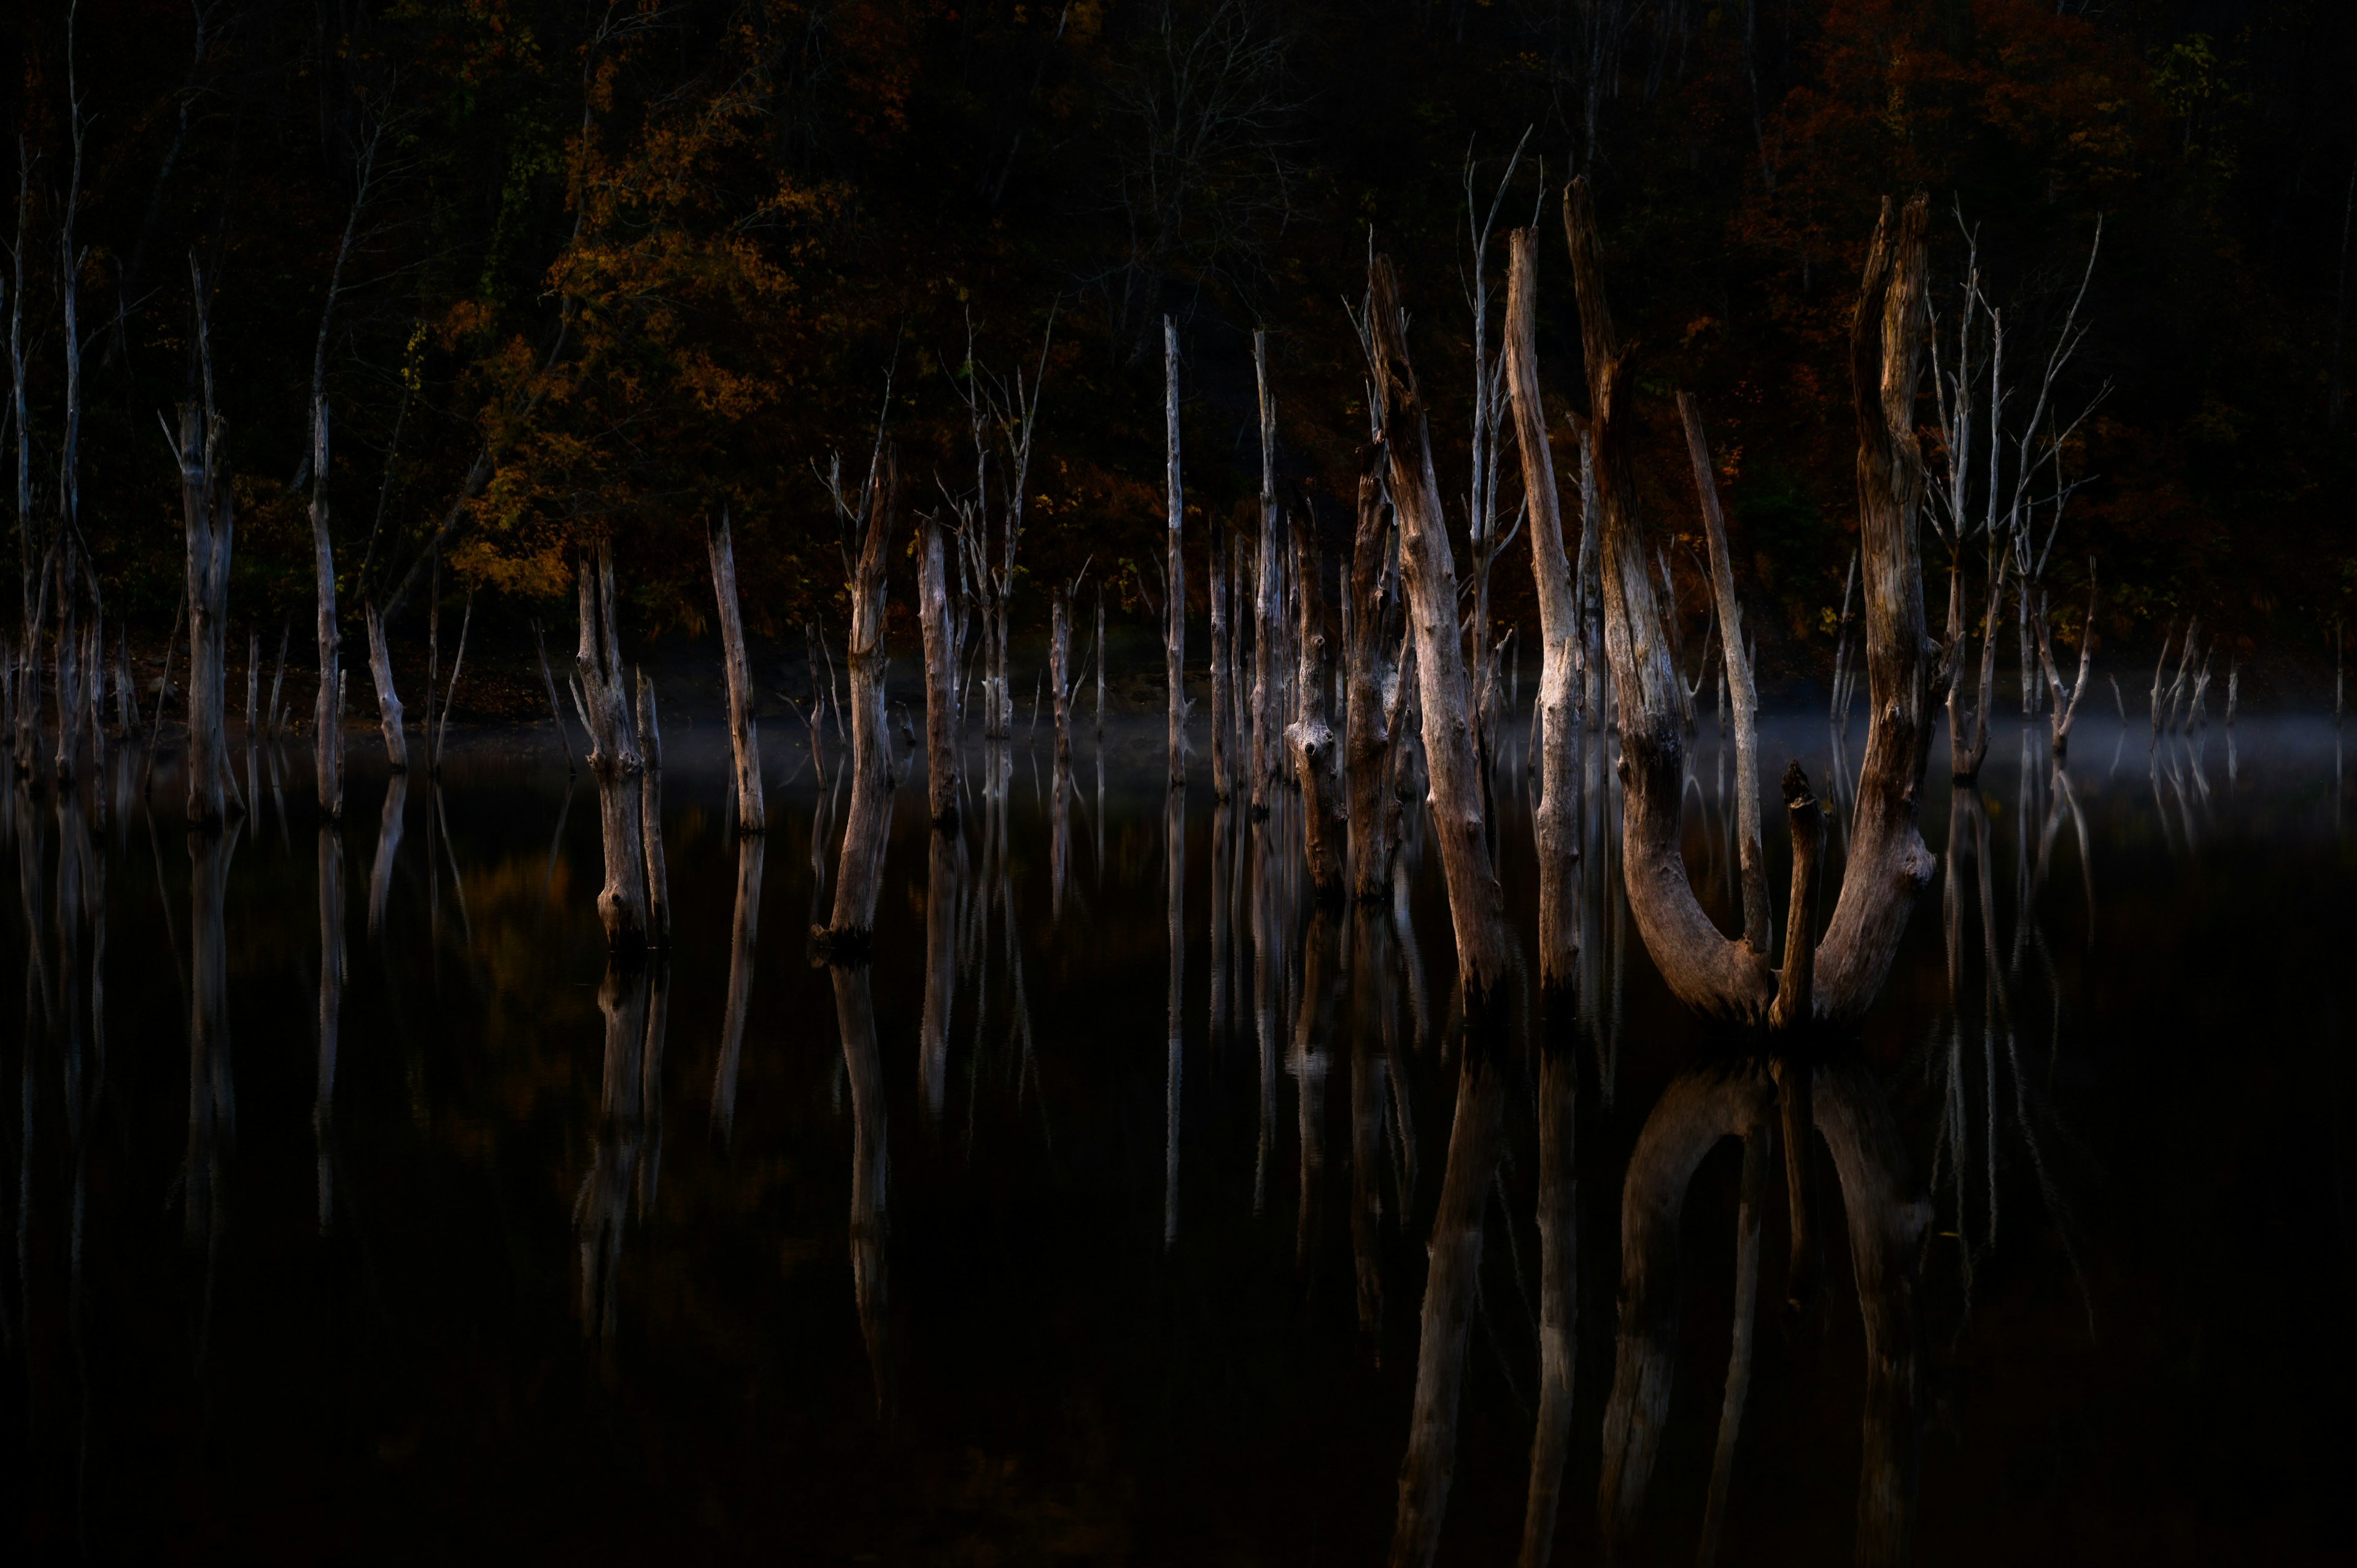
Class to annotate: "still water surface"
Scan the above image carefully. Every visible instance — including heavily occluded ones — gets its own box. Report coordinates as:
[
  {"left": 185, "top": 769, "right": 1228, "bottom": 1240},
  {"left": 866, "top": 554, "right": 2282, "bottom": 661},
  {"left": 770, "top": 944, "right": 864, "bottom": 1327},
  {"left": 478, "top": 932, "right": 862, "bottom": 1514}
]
[{"left": 3, "top": 712, "right": 2351, "bottom": 1564}]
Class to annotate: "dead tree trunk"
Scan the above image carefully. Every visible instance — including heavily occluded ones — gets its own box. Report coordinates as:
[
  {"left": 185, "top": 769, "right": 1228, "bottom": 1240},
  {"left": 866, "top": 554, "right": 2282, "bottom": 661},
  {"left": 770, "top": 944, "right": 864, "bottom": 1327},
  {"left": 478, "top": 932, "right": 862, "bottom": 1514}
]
[
  {"left": 364, "top": 599, "right": 406, "bottom": 771},
  {"left": 1210, "top": 521, "right": 1233, "bottom": 800},
  {"left": 706, "top": 509, "right": 765, "bottom": 833},
  {"left": 919, "top": 514, "right": 960, "bottom": 826},
  {"left": 636, "top": 671, "right": 670, "bottom": 951},
  {"left": 575, "top": 543, "right": 649, "bottom": 952},
  {"left": 824, "top": 449, "right": 896, "bottom": 949},
  {"left": 1252, "top": 331, "right": 1286, "bottom": 816},
  {"left": 173, "top": 390, "right": 236, "bottom": 827},
  {"left": 1344, "top": 468, "right": 1396, "bottom": 899},
  {"left": 2035, "top": 570, "right": 2097, "bottom": 757},
  {"left": 1050, "top": 588, "right": 1074, "bottom": 765},
  {"left": 1289, "top": 520, "right": 1344, "bottom": 898},
  {"left": 1164, "top": 317, "right": 1187, "bottom": 788},
  {"left": 1679, "top": 392, "right": 1771, "bottom": 952},
  {"left": 1366, "top": 255, "right": 1511, "bottom": 1007},
  {"left": 1503, "top": 227, "right": 1582, "bottom": 990}
]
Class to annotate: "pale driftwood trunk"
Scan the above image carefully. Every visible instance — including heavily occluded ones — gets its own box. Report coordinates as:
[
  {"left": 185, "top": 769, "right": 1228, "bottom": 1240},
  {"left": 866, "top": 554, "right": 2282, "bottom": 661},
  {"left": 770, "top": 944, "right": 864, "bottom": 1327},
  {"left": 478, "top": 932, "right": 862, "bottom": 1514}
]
[
  {"left": 1210, "top": 522, "right": 1233, "bottom": 800},
  {"left": 364, "top": 599, "right": 406, "bottom": 771},
  {"left": 175, "top": 398, "right": 236, "bottom": 825},
  {"left": 1288, "top": 522, "right": 1344, "bottom": 898},
  {"left": 1503, "top": 228, "right": 1582, "bottom": 989},
  {"left": 1367, "top": 256, "right": 1512, "bottom": 1006},
  {"left": 1679, "top": 392, "right": 1771, "bottom": 952},
  {"left": 825, "top": 452, "right": 895, "bottom": 947},
  {"left": 1164, "top": 317, "right": 1186, "bottom": 788},
  {"left": 706, "top": 510, "right": 765, "bottom": 833},
  {"left": 919, "top": 516, "right": 959, "bottom": 825},
  {"left": 1564, "top": 181, "right": 1773, "bottom": 1022},
  {"left": 636, "top": 671, "right": 670, "bottom": 951},
  {"left": 575, "top": 544, "right": 649, "bottom": 952},
  {"left": 1388, "top": 1045, "right": 1507, "bottom": 1568},
  {"left": 1039, "top": 587, "right": 1067, "bottom": 770},
  {"left": 1344, "top": 471, "right": 1396, "bottom": 900},
  {"left": 1252, "top": 331, "right": 1285, "bottom": 816}
]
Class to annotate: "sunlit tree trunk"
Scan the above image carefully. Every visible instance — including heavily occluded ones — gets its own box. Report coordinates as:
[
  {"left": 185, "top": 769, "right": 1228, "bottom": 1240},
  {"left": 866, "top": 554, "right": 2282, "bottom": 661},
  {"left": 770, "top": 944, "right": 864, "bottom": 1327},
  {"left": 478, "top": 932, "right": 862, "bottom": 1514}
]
[
  {"left": 575, "top": 543, "right": 648, "bottom": 952},
  {"left": 826, "top": 452, "right": 896, "bottom": 946},
  {"left": 918, "top": 515, "right": 960, "bottom": 825},
  {"left": 706, "top": 509, "right": 765, "bottom": 832}
]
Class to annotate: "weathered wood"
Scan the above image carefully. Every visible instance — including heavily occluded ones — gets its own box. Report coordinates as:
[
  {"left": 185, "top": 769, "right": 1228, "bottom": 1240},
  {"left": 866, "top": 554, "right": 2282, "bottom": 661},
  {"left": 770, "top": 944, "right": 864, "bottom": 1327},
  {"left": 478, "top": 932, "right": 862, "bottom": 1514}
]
[
  {"left": 918, "top": 515, "right": 960, "bottom": 825},
  {"left": 1288, "top": 521, "right": 1344, "bottom": 898},
  {"left": 824, "top": 449, "right": 896, "bottom": 949},
  {"left": 1210, "top": 521, "right": 1233, "bottom": 800},
  {"left": 1563, "top": 179, "right": 1772, "bottom": 1022},
  {"left": 575, "top": 543, "right": 649, "bottom": 952},
  {"left": 2034, "top": 569, "right": 2097, "bottom": 756},
  {"left": 1515, "top": 1019, "right": 1579, "bottom": 1568},
  {"left": 1164, "top": 316, "right": 1186, "bottom": 788},
  {"left": 174, "top": 382, "right": 237, "bottom": 825},
  {"left": 1252, "top": 330, "right": 1286, "bottom": 816},
  {"left": 1503, "top": 227, "right": 1582, "bottom": 989},
  {"left": 706, "top": 509, "right": 767, "bottom": 832},
  {"left": 1366, "top": 255, "right": 1512, "bottom": 1006},
  {"left": 1679, "top": 391, "right": 1771, "bottom": 952},
  {"left": 635, "top": 670, "right": 670, "bottom": 951},
  {"left": 1344, "top": 468, "right": 1396, "bottom": 899},
  {"left": 364, "top": 598, "right": 407, "bottom": 772},
  {"left": 1050, "top": 588, "right": 1074, "bottom": 765}
]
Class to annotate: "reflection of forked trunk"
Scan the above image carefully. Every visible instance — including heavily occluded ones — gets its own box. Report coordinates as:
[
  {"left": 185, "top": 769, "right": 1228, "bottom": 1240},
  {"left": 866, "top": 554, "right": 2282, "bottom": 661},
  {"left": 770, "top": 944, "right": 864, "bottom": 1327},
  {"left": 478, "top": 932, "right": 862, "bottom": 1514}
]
[
  {"left": 921, "top": 825, "right": 961, "bottom": 1123},
  {"left": 1166, "top": 783, "right": 1186, "bottom": 1248},
  {"left": 576, "top": 962, "right": 665, "bottom": 1339},
  {"left": 1388, "top": 1043, "right": 1507, "bottom": 1568},
  {"left": 317, "top": 823, "right": 346, "bottom": 1230},
  {"left": 368, "top": 771, "right": 407, "bottom": 935},
  {"left": 711, "top": 835, "right": 765, "bottom": 1141},
  {"left": 834, "top": 962, "right": 894, "bottom": 1424}
]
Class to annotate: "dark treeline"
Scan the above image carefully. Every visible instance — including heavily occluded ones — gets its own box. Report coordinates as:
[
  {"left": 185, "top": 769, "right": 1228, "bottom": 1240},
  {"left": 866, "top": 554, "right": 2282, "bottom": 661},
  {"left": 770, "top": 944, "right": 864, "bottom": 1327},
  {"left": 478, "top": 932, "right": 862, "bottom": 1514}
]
[{"left": 1, "top": 0, "right": 2351, "bottom": 676}]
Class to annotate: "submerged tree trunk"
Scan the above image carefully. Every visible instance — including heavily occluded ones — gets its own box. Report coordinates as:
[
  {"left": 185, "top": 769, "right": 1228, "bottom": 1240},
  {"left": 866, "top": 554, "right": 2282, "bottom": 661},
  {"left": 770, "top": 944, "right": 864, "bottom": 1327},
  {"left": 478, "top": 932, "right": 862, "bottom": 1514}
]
[
  {"left": 1051, "top": 588, "right": 1073, "bottom": 765},
  {"left": 1503, "top": 226, "right": 1582, "bottom": 989},
  {"left": 364, "top": 599, "right": 406, "bottom": 773},
  {"left": 706, "top": 509, "right": 765, "bottom": 833},
  {"left": 2035, "top": 571, "right": 2097, "bottom": 757},
  {"left": 636, "top": 671, "right": 670, "bottom": 951},
  {"left": 825, "top": 450, "right": 896, "bottom": 949},
  {"left": 919, "top": 516, "right": 960, "bottom": 825},
  {"left": 1367, "top": 255, "right": 1511, "bottom": 1007},
  {"left": 175, "top": 399, "right": 236, "bottom": 825},
  {"left": 575, "top": 543, "right": 649, "bottom": 953}
]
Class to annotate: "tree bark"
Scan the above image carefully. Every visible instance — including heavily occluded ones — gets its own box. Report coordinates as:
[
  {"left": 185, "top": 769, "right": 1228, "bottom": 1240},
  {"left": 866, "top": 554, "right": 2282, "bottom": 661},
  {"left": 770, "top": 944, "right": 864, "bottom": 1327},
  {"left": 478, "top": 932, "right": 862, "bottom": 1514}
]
[
  {"left": 825, "top": 450, "right": 896, "bottom": 948},
  {"left": 364, "top": 598, "right": 407, "bottom": 772},
  {"left": 1564, "top": 179, "right": 1772, "bottom": 1022},
  {"left": 1504, "top": 227, "right": 1583, "bottom": 989},
  {"left": 575, "top": 543, "right": 649, "bottom": 953},
  {"left": 1289, "top": 520, "right": 1344, "bottom": 898},
  {"left": 1679, "top": 391, "right": 1771, "bottom": 952},
  {"left": 1344, "top": 469, "right": 1396, "bottom": 899},
  {"left": 1050, "top": 588, "right": 1073, "bottom": 765},
  {"left": 1164, "top": 316, "right": 1187, "bottom": 787},
  {"left": 175, "top": 400, "right": 236, "bottom": 825},
  {"left": 635, "top": 670, "right": 670, "bottom": 951},
  {"left": 1366, "top": 255, "right": 1512, "bottom": 1007},
  {"left": 1252, "top": 330, "right": 1286, "bottom": 816},
  {"left": 919, "top": 515, "right": 960, "bottom": 825},
  {"left": 706, "top": 509, "right": 766, "bottom": 833}
]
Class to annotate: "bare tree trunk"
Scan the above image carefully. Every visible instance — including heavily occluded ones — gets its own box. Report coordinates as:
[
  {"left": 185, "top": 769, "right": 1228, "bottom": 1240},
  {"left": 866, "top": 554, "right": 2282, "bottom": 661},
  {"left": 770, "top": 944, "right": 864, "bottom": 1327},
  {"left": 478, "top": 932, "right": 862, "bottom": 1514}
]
[
  {"left": 919, "top": 515, "right": 960, "bottom": 825},
  {"left": 533, "top": 620, "right": 575, "bottom": 774},
  {"left": 636, "top": 671, "right": 669, "bottom": 951},
  {"left": 575, "top": 543, "right": 649, "bottom": 952},
  {"left": 175, "top": 390, "right": 236, "bottom": 826},
  {"left": 1504, "top": 228, "right": 1582, "bottom": 989},
  {"left": 1050, "top": 589, "right": 1073, "bottom": 765},
  {"left": 1345, "top": 470, "right": 1396, "bottom": 899},
  {"left": 1290, "top": 522, "right": 1344, "bottom": 898},
  {"left": 1366, "top": 256, "right": 1511, "bottom": 1006},
  {"left": 1164, "top": 317, "right": 1186, "bottom": 788},
  {"left": 54, "top": 550, "right": 85, "bottom": 781},
  {"left": 363, "top": 599, "right": 406, "bottom": 771},
  {"left": 706, "top": 509, "right": 765, "bottom": 833},
  {"left": 2035, "top": 570, "right": 2097, "bottom": 757},
  {"left": 825, "top": 452, "right": 896, "bottom": 948},
  {"left": 1210, "top": 522, "right": 1233, "bottom": 800},
  {"left": 1252, "top": 331, "right": 1285, "bottom": 816},
  {"left": 1679, "top": 392, "right": 1771, "bottom": 952}
]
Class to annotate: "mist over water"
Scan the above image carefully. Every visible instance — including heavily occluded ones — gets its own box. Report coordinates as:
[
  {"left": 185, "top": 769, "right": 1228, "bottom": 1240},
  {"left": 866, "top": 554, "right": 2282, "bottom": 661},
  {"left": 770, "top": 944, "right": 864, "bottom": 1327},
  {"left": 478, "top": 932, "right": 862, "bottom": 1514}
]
[{"left": 2, "top": 709, "right": 2350, "bottom": 1564}]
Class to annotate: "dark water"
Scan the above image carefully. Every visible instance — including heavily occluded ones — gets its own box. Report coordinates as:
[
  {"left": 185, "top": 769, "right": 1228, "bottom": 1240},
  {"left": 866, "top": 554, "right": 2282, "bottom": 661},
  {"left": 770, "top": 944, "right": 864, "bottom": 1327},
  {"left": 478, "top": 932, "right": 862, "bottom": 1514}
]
[{"left": 2, "top": 710, "right": 2351, "bottom": 1564}]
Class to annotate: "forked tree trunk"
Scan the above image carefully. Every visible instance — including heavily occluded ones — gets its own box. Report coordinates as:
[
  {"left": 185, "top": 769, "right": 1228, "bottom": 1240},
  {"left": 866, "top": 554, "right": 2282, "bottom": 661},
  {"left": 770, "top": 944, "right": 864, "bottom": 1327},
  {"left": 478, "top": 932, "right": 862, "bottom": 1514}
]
[
  {"left": 1289, "top": 522, "right": 1344, "bottom": 898},
  {"left": 1503, "top": 227, "right": 1582, "bottom": 989},
  {"left": 575, "top": 543, "right": 649, "bottom": 952},
  {"left": 1366, "top": 255, "right": 1511, "bottom": 1007},
  {"left": 1678, "top": 391, "right": 1771, "bottom": 952},
  {"left": 918, "top": 515, "right": 960, "bottom": 825},
  {"left": 364, "top": 598, "right": 406, "bottom": 771},
  {"left": 825, "top": 450, "right": 896, "bottom": 948},
  {"left": 1164, "top": 317, "right": 1186, "bottom": 788},
  {"left": 2035, "top": 570, "right": 2097, "bottom": 757},
  {"left": 1344, "top": 469, "right": 1396, "bottom": 899},
  {"left": 175, "top": 401, "right": 236, "bottom": 825},
  {"left": 706, "top": 509, "right": 765, "bottom": 833},
  {"left": 636, "top": 671, "right": 670, "bottom": 950}
]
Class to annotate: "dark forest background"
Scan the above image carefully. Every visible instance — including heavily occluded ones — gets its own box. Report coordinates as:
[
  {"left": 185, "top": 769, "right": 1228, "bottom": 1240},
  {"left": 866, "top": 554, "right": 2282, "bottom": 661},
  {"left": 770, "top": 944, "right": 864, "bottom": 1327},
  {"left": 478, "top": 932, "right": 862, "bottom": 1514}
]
[{"left": 3, "top": 0, "right": 2353, "bottom": 689}]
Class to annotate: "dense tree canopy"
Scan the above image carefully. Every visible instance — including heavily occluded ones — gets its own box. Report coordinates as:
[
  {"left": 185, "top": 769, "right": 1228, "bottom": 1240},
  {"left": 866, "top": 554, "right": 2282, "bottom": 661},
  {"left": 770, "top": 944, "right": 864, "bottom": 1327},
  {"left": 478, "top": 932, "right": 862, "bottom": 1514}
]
[{"left": 2, "top": 0, "right": 2351, "bottom": 671}]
